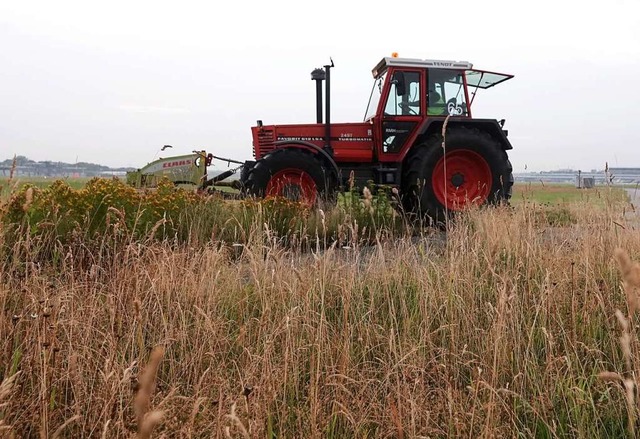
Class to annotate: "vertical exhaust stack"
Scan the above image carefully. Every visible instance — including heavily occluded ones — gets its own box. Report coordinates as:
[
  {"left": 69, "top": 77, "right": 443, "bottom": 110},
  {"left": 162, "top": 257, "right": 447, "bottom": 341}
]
[
  {"left": 323, "top": 59, "right": 334, "bottom": 155},
  {"left": 311, "top": 68, "right": 325, "bottom": 124}
]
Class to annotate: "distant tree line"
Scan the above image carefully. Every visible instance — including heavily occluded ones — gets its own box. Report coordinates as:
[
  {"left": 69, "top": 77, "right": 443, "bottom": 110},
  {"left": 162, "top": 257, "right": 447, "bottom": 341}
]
[{"left": 0, "top": 155, "right": 133, "bottom": 177}]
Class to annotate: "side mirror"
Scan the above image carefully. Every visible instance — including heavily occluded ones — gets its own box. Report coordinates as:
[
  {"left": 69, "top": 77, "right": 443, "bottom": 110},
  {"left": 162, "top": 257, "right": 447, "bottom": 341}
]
[{"left": 393, "top": 72, "right": 406, "bottom": 96}]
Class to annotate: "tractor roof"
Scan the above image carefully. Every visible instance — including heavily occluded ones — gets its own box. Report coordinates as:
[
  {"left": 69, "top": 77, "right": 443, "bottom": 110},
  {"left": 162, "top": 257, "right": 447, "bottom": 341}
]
[
  {"left": 371, "top": 56, "right": 514, "bottom": 89},
  {"left": 372, "top": 57, "right": 473, "bottom": 78}
]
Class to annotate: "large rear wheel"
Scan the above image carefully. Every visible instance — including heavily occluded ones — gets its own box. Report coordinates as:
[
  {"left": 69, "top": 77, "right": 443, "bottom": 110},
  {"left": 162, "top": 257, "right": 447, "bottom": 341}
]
[
  {"left": 244, "top": 148, "right": 335, "bottom": 206},
  {"left": 402, "top": 127, "right": 513, "bottom": 223}
]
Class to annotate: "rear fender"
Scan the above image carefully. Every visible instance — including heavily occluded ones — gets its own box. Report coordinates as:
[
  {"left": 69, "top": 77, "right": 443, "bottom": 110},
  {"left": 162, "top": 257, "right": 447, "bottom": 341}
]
[
  {"left": 272, "top": 141, "right": 342, "bottom": 183},
  {"left": 408, "top": 119, "right": 512, "bottom": 161}
]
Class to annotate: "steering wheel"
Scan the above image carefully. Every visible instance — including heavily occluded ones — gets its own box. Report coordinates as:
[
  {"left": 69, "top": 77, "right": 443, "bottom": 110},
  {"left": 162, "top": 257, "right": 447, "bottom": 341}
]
[{"left": 399, "top": 102, "right": 418, "bottom": 115}]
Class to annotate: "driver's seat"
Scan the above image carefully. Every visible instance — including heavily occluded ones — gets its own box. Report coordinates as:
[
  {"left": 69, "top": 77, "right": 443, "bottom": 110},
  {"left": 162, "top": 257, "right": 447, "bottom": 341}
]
[{"left": 427, "top": 91, "right": 447, "bottom": 116}]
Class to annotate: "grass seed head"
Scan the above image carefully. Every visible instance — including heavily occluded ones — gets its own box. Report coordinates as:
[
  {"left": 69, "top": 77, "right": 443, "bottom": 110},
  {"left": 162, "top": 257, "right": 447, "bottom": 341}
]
[
  {"left": 614, "top": 248, "right": 640, "bottom": 315},
  {"left": 22, "top": 187, "right": 33, "bottom": 212},
  {"left": 137, "top": 411, "right": 164, "bottom": 439},
  {"left": 134, "top": 346, "right": 165, "bottom": 429}
]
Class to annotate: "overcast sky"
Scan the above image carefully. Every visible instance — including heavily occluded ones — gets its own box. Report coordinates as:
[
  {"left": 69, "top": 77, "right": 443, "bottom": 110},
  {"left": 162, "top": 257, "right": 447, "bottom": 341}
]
[{"left": 1, "top": 0, "right": 639, "bottom": 172}]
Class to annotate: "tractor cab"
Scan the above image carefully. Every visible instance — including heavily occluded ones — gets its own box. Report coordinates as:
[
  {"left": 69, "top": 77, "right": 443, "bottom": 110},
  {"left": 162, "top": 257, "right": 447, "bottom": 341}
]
[
  {"left": 363, "top": 56, "right": 514, "bottom": 159},
  {"left": 364, "top": 56, "right": 513, "bottom": 121}
]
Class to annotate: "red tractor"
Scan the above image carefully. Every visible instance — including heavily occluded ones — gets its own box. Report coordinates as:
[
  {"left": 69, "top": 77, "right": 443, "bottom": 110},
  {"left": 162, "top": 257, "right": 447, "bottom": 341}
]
[{"left": 238, "top": 55, "right": 514, "bottom": 220}]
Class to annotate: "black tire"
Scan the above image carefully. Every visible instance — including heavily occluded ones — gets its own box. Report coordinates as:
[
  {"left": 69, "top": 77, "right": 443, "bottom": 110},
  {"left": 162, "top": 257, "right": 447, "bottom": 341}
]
[
  {"left": 401, "top": 126, "right": 513, "bottom": 223},
  {"left": 244, "top": 148, "right": 336, "bottom": 205},
  {"left": 239, "top": 160, "right": 255, "bottom": 187}
]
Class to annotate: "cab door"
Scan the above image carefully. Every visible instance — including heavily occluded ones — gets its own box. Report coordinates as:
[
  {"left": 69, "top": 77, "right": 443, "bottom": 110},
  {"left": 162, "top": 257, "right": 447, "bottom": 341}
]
[{"left": 377, "top": 69, "right": 424, "bottom": 162}]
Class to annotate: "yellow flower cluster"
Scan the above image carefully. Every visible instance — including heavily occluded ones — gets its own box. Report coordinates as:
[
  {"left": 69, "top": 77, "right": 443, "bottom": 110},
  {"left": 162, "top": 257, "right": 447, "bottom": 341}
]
[{"left": 4, "top": 177, "right": 208, "bottom": 239}]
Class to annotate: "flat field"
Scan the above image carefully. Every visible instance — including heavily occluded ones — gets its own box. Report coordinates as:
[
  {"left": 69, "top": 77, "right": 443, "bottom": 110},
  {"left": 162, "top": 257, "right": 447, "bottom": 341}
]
[
  {"left": 1, "top": 176, "right": 90, "bottom": 201},
  {"left": 0, "top": 179, "right": 639, "bottom": 438},
  {"left": 512, "top": 181, "right": 629, "bottom": 205}
]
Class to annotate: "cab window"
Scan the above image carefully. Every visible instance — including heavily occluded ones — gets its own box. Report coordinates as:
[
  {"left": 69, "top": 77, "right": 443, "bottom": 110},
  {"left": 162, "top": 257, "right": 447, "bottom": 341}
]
[{"left": 383, "top": 71, "right": 421, "bottom": 116}]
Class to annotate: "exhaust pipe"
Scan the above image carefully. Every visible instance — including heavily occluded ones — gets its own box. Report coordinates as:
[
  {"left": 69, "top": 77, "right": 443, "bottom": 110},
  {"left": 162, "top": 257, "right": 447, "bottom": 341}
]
[{"left": 311, "top": 68, "right": 325, "bottom": 124}]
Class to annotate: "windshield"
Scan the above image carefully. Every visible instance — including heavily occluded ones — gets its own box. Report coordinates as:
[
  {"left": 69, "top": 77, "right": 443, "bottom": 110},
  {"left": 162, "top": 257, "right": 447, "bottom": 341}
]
[
  {"left": 429, "top": 69, "right": 468, "bottom": 116},
  {"left": 364, "top": 73, "right": 386, "bottom": 121}
]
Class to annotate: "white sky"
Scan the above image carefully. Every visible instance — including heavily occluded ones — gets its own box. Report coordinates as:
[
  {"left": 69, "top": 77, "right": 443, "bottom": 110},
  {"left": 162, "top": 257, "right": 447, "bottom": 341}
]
[{"left": 1, "top": 0, "right": 639, "bottom": 172}]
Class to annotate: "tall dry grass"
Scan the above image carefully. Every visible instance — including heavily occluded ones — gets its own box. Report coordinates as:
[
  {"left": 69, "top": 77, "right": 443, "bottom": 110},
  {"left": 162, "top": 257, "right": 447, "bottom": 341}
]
[{"left": 0, "top": 187, "right": 638, "bottom": 437}]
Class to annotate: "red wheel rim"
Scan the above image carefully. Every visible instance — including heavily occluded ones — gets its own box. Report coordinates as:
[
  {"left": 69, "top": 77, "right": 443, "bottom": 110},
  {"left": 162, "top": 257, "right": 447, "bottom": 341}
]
[
  {"left": 266, "top": 168, "right": 317, "bottom": 205},
  {"left": 432, "top": 149, "right": 492, "bottom": 211}
]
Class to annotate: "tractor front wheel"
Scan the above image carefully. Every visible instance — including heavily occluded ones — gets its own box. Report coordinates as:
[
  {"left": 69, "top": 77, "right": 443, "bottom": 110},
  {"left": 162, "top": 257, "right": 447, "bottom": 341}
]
[{"left": 244, "top": 149, "right": 334, "bottom": 206}]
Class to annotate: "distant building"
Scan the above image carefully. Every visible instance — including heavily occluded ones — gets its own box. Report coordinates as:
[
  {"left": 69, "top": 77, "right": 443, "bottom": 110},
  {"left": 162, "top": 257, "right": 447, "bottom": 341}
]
[
  {"left": 514, "top": 167, "right": 640, "bottom": 184},
  {"left": 99, "top": 171, "right": 128, "bottom": 177},
  {"left": 606, "top": 168, "right": 640, "bottom": 184}
]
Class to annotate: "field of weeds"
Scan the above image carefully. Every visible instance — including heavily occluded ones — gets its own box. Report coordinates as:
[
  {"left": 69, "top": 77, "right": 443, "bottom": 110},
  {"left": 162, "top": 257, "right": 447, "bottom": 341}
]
[{"left": 1, "top": 178, "right": 639, "bottom": 438}]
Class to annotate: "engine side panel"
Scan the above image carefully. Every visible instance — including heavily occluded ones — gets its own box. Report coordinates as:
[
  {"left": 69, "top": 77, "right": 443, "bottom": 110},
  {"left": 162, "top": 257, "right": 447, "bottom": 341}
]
[{"left": 252, "top": 123, "right": 375, "bottom": 163}]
